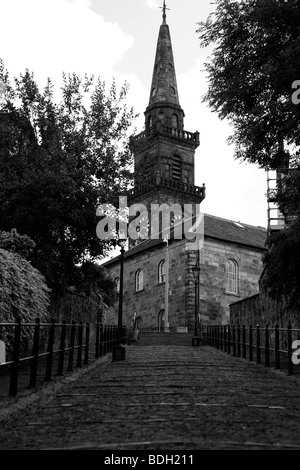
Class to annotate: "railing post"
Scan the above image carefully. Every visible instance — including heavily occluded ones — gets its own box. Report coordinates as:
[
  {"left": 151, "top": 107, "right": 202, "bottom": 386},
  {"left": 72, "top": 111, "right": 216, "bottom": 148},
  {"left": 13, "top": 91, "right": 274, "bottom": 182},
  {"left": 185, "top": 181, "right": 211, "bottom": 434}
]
[
  {"left": 9, "top": 317, "right": 22, "bottom": 396},
  {"left": 29, "top": 318, "right": 41, "bottom": 388},
  {"left": 67, "top": 320, "right": 76, "bottom": 371},
  {"left": 103, "top": 324, "right": 107, "bottom": 356},
  {"left": 237, "top": 324, "right": 241, "bottom": 357},
  {"left": 227, "top": 326, "right": 231, "bottom": 354},
  {"left": 287, "top": 322, "right": 293, "bottom": 376},
  {"left": 265, "top": 324, "right": 270, "bottom": 367},
  {"left": 220, "top": 325, "right": 223, "bottom": 351},
  {"left": 95, "top": 322, "right": 100, "bottom": 359},
  {"left": 114, "top": 325, "right": 118, "bottom": 345},
  {"left": 224, "top": 326, "right": 227, "bottom": 353},
  {"left": 275, "top": 324, "right": 280, "bottom": 370},
  {"left": 99, "top": 324, "right": 103, "bottom": 357},
  {"left": 84, "top": 322, "right": 90, "bottom": 365},
  {"left": 242, "top": 325, "right": 246, "bottom": 359},
  {"left": 249, "top": 325, "right": 253, "bottom": 362},
  {"left": 45, "top": 319, "right": 55, "bottom": 381},
  {"left": 109, "top": 325, "right": 113, "bottom": 352},
  {"left": 76, "top": 321, "right": 83, "bottom": 368},
  {"left": 232, "top": 326, "right": 236, "bottom": 357},
  {"left": 256, "top": 324, "right": 261, "bottom": 364},
  {"left": 57, "top": 320, "right": 66, "bottom": 376}
]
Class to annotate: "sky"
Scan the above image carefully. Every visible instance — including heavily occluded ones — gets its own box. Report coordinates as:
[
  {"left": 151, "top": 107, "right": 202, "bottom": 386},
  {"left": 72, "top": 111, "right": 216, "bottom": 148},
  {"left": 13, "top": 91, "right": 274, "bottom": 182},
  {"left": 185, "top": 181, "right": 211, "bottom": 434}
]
[{"left": 0, "top": 0, "right": 268, "bottom": 229}]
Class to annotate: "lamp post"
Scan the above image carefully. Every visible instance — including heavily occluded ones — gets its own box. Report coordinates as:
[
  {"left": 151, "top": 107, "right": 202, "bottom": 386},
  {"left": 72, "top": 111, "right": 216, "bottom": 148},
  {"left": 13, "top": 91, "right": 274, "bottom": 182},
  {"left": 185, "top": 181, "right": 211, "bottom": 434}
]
[
  {"left": 112, "top": 239, "right": 126, "bottom": 361},
  {"left": 192, "top": 263, "right": 200, "bottom": 347}
]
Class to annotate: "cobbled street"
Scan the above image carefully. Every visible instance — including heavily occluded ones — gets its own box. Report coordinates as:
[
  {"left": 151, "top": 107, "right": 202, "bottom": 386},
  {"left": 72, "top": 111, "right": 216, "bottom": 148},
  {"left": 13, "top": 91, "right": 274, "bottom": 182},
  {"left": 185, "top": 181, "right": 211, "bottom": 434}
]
[{"left": 1, "top": 345, "right": 300, "bottom": 451}]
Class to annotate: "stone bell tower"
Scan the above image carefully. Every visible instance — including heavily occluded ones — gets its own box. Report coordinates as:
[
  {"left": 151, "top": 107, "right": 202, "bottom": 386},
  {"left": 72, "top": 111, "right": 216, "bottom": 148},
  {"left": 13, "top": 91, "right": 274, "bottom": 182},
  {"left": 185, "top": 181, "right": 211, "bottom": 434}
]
[{"left": 129, "top": 2, "right": 205, "bottom": 245}]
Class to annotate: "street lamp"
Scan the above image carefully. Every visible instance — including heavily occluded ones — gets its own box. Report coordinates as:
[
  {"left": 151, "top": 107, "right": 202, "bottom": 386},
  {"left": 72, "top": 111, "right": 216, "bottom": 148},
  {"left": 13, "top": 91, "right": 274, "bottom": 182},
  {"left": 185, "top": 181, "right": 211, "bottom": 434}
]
[
  {"left": 112, "top": 239, "right": 126, "bottom": 361},
  {"left": 192, "top": 263, "right": 200, "bottom": 347}
]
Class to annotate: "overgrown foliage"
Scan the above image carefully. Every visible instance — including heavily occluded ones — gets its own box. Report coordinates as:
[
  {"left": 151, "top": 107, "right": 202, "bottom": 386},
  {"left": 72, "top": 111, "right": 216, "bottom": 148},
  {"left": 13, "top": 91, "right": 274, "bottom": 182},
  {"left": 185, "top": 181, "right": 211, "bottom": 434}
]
[
  {"left": 0, "top": 247, "right": 50, "bottom": 357},
  {"left": 0, "top": 228, "right": 35, "bottom": 260}
]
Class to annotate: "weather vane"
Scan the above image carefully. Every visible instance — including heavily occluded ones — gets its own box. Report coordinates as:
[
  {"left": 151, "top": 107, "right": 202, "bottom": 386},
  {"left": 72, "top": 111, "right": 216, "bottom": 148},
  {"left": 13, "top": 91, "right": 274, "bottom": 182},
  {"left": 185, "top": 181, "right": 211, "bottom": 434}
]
[{"left": 160, "top": 0, "right": 170, "bottom": 24}]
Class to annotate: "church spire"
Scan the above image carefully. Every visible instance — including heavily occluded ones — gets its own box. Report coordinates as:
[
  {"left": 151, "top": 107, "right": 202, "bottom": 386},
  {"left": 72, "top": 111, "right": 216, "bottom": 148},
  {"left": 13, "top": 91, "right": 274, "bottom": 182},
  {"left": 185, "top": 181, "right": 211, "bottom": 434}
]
[{"left": 147, "top": 2, "right": 181, "bottom": 110}]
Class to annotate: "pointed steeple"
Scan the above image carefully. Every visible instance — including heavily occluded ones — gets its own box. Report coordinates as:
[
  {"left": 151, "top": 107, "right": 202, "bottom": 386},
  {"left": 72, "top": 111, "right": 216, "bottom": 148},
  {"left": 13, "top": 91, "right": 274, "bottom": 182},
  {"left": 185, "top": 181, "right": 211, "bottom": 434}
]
[{"left": 148, "top": 5, "right": 181, "bottom": 108}]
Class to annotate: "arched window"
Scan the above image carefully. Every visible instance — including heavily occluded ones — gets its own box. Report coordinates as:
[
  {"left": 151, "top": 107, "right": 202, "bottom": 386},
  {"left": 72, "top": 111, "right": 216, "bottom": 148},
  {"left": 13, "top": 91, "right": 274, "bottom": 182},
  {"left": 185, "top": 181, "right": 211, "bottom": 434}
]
[
  {"left": 226, "top": 259, "right": 239, "bottom": 294},
  {"left": 158, "top": 260, "right": 166, "bottom": 284},
  {"left": 158, "top": 112, "right": 165, "bottom": 123},
  {"left": 148, "top": 116, "right": 153, "bottom": 129},
  {"left": 171, "top": 114, "right": 178, "bottom": 128},
  {"left": 115, "top": 277, "right": 120, "bottom": 293},
  {"left": 135, "top": 269, "right": 144, "bottom": 292}
]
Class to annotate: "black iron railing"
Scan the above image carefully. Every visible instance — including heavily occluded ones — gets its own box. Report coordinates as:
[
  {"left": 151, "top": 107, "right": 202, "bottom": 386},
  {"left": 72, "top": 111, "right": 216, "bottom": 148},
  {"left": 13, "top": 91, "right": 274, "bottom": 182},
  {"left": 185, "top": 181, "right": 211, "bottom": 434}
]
[
  {"left": 0, "top": 320, "right": 126, "bottom": 396},
  {"left": 206, "top": 323, "right": 300, "bottom": 376}
]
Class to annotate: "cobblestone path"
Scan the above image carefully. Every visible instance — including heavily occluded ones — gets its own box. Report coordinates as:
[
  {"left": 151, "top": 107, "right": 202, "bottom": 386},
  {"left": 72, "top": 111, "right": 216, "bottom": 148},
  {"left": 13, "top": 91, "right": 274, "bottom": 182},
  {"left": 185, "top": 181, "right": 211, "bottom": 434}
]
[{"left": 1, "top": 345, "right": 300, "bottom": 450}]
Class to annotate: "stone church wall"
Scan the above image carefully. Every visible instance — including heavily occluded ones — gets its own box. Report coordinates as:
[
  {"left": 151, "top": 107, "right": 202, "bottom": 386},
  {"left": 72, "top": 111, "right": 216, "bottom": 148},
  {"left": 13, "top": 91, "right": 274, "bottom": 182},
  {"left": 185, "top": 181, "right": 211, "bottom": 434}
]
[
  {"left": 104, "top": 238, "right": 189, "bottom": 329},
  {"left": 199, "top": 238, "right": 264, "bottom": 325}
]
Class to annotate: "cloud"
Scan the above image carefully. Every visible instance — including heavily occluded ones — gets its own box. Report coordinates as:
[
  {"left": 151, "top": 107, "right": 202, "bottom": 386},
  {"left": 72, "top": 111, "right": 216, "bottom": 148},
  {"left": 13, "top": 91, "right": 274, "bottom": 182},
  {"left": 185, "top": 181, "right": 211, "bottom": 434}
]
[
  {"left": 0, "top": 0, "right": 134, "bottom": 89},
  {"left": 145, "top": 0, "right": 161, "bottom": 10}
]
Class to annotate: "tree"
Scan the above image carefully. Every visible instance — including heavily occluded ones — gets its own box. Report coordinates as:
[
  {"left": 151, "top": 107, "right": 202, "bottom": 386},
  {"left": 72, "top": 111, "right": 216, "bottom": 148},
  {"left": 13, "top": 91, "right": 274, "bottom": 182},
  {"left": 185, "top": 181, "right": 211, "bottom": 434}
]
[
  {"left": 0, "top": 61, "right": 137, "bottom": 294},
  {"left": 197, "top": 0, "right": 300, "bottom": 169},
  {"left": 197, "top": 0, "right": 300, "bottom": 307},
  {"left": 0, "top": 228, "right": 35, "bottom": 260}
]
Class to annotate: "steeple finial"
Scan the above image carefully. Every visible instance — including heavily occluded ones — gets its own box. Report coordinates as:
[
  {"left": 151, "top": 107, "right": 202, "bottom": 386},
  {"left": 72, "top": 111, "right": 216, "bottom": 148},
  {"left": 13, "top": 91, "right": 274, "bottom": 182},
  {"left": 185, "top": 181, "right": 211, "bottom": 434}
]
[{"left": 160, "top": 0, "right": 169, "bottom": 24}]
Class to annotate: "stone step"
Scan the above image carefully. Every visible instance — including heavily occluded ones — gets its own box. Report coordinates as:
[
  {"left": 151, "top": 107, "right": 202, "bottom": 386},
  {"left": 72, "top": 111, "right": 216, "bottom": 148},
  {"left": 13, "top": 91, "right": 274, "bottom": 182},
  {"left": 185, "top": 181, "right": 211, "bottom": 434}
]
[{"left": 137, "top": 331, "right": 195, "bottom": 346}]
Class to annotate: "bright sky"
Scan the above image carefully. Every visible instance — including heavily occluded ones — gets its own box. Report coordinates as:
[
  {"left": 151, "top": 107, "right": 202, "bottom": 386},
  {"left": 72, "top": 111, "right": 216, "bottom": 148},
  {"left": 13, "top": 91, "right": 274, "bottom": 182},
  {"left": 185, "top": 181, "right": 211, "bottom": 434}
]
[{"left": 0, "top": 0, "right": 268, "bottom": 229}]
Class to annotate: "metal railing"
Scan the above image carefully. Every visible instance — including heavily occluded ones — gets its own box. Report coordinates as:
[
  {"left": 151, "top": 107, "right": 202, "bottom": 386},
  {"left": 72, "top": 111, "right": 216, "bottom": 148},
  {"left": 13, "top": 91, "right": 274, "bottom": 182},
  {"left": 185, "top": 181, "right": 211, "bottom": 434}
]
[
  {"left": 206, "top": 323, "right": 300, "bottom": 376},
  {"left": 0, "top": 320, "right": 125, "bottom": 396}
]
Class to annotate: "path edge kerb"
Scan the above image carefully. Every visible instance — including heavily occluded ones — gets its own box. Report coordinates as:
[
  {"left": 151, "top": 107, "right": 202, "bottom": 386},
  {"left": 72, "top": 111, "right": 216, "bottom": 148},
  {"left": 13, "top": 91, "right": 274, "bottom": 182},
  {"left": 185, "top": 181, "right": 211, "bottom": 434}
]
[{"left": 0, "top": 353, "right": 112, "bottom": 423}]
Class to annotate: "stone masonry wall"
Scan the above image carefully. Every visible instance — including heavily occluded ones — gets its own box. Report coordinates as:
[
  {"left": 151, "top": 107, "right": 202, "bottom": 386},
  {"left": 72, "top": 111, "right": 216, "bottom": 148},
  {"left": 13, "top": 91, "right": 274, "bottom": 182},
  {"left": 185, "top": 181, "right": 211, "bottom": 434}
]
[
  {"left": 104, "top": 238, "right": 189, "bottom": 329},
  {"left": 199, "top": 238, "right": 264, "bottom": 326},
  {"left": 230, "top": 289, "right": 300, "bottom": 328}
]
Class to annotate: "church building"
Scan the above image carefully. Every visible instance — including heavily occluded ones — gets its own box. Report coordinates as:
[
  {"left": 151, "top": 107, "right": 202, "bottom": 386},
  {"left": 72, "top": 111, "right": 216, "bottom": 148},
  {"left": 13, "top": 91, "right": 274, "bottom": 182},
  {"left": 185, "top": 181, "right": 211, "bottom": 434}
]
[{"left": 102, "top": 4, "right": 266, "bottom": 331}]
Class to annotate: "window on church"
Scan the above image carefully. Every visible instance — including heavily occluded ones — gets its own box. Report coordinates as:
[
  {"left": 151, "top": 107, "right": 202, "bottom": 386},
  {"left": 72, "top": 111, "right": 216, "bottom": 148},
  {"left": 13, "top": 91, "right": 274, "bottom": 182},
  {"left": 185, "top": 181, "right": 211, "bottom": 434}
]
[
  {"left": 171, "top": 114, "right": 178, "bottom": 128},
  {"left": 162, "top": 163, "right": 170, "bottom": 179},
  {"left": 158, "top": 112, "right": 165, "bottom": 123},
  {"left": 158, "top": 260, "right": 166, "bottom": 284},
  {"left": 115, "top": 277, "right": 120, "bottom": 293},
  {"left": 135, "top": 269, "right": 144, "bottom": 292},
  {"left": 226, "top": 259, "right": 239, "bottom": 294},
  {"left": 172, "top": 155, "right": 181, "bottom": 180},
  {"left": 148, "top": 116, "right": 153, "bottom": 129},
  {"left": 183, "top": 169, "right": 189, "bottom": 184}
]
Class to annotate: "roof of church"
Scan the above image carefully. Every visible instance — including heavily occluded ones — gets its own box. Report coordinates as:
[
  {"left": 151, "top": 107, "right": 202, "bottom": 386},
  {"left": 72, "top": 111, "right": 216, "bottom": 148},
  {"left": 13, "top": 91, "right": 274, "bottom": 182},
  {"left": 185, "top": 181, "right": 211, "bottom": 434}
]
[
  {"left": 101, "top": 214, "right": 267, "bottom": 267},
  {"left": 203, "top": 214, "right": 267, "bottom": 250}
]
